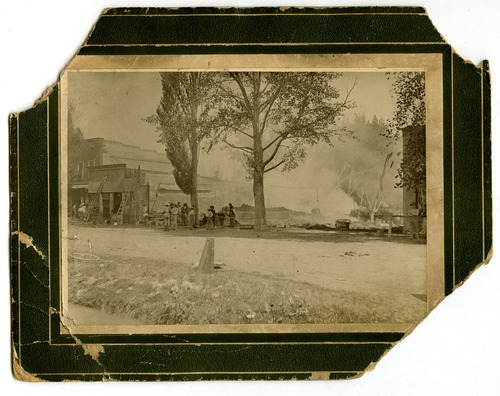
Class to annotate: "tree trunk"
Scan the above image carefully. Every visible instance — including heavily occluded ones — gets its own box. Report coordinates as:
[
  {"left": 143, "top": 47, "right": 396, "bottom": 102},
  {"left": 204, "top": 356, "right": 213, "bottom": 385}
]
[
  {"left": 253, "top": 165, "right": 266, "bottom": 230},
  {"left": 190, "top": 103, "right": 200, "bottom": 227},
  {"left": 370, "top": 210, "right": 376, "bottom": 223},
  {"left": 251, "top": 73, "right": 267, "bottom": 231},
  {"left": 190, "top": 139, "right": 199, "bottom": 227}
]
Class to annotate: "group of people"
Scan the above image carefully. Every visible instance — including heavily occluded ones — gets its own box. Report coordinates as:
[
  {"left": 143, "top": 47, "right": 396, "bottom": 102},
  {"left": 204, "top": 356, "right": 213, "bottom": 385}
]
[
  {"left": 161, "top": 202, "right": 197, "bottom": 230},
  {"left": 72, "top": 202, "right": 88, "bottom": 220},
  {"left": 203, "top": 203, "right": 236, "bottom": 229},
  {"left": 160, "top": 202, "right": 236, "bottom": 231}
]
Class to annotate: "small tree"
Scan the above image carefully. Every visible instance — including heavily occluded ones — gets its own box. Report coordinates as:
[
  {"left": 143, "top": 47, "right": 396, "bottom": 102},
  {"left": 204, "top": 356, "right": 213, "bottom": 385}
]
[
  {"left": 355, "top": 152, "right": 394, "bottom": 222},
  {"left": 333, "top": 164, "right": 362, "bottom": 215},
  {"left": 206, "top": 72, "right": 354, "bottom": 230},
  {"left": 146, "top": 72, "right": 215, "bottom": 216}
]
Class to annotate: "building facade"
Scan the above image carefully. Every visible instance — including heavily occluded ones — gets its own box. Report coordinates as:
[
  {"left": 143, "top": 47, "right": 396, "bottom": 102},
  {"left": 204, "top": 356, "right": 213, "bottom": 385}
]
[{"left": 68, "top": 138, "right": 244, "bottom": 222}]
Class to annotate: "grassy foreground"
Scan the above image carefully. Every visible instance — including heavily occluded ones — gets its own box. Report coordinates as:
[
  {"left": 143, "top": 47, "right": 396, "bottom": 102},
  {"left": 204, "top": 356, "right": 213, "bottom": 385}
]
[{"left": 69, "top": 254, "right": 422, "bottom": 325}]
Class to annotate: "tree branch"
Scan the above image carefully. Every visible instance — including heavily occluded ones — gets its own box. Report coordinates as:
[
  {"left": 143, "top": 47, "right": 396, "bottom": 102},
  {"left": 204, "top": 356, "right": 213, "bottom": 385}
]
[
  {"left": 259, "top": 82, "right": 286, "bottom": 134},
  {"left": 263, "top": 134, "right": 285, "bottom": 151},
  {"left": 222, "top": 139, "right": 254, "bottom": 153},
  {"left": 230, "top": 73, "right": 253, "bottom": 112},
  {"left": 263, "top": 135, "right": 287, "bottom": 166},
  {"left": 264, "top": 160, "right": 285, "bottom": 173},
  {"left": 215, "top": 120, "right": 254, "bottom": 140},
  {"left": 331, "top": 79, "right": 357, "bottom": 113},
  {"left": 215, "top": 83, "right": 248, "bottom": 108},
  {"left": 260, "top": 81, "right": 271, "bottom": 96},
  {"left": 374, "top": 193, "right": 385, "bottom": 212}
]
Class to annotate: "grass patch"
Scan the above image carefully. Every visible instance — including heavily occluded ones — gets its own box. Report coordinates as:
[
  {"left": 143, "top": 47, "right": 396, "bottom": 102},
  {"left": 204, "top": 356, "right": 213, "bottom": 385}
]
[{"left": 69, "top": 254, "right": 424, "bottom": 325}]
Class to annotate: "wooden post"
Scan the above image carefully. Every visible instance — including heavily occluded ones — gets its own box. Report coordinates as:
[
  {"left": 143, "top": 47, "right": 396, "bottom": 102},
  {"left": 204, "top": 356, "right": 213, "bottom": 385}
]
[
  {"left": 416, "top": 216, "right": 420, "bottom": 239},
  {"left": 198, "top": 238, "right": 215, "bottom": 273},
  {"left": 133, "top": 194, "right": 137, "bottom": 224},
  {"left": 98, "top": 192, "right": 104, "bottom": 222},
  {"left": 388, "top": 215, "right": 393, "bottom": 238},
  {"left": 69, "top": 191, "right": 73, "bottom": 218},
  {"left": 109, "top": 192, "right": 114, "bottom": 218}
]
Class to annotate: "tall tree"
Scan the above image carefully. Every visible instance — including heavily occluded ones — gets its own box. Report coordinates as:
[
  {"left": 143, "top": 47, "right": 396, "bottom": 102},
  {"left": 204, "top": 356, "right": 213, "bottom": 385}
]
[
  {"left": 146, "top": 72, "right": 215, "bottom": 216},
  {"left": 384, "top": 72, "right": 426, "bottom": 203},
  {"left": 206, "top": 72, "right": 354, "bottom": 230}
]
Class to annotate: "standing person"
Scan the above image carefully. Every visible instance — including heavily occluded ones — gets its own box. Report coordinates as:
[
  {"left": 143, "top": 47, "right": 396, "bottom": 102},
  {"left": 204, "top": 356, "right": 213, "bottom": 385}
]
[
  {"left": 209, "top": 205, "right": 216, "bottom": 229},
  {"left": 228, "top": 203, "right": 236, "bottom": 228},
  {"left": 188, "top": 205, "right": 196, "bottom": 230},
  {"left": 142, "top": 204, "right": 149, "bottom": 226},
  {"left": 408, "top": 202, "right": 420, "bottom": 239},
  {"left": 78, "top": 203, "right": 87, "bottom": 220},
  {"left": 170, "top": 203, "right": 179, "bottom": 230},
  {"left": 206, "top": 207, "right": 214, "bottom": 230},
  {"left": 163, "top": 203, "right": 171, "bottom": 231},
  {"left": 181, "top": 203, "right": 189, "bottom": 226},
  {"left": 419, "top": 203, "right": 427, "bottom": 237},
  {"left": 221, "top": 206, "right": 229, "bottom": 226},
  {"left": 176, "top": 201, "right": 182, "bottom": 226}
]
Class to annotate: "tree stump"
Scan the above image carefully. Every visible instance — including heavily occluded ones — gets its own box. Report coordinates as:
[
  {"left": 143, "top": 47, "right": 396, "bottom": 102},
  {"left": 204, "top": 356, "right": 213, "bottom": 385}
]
[{"left": 198, "top": 238, "right": 214, "bottom": 273}]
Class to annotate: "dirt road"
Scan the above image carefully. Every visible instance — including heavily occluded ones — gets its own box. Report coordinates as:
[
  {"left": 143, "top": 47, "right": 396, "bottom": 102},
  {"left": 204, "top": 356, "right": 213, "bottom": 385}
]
[{"left": 66, "top": 224, "right": 426, "bottom": 301}]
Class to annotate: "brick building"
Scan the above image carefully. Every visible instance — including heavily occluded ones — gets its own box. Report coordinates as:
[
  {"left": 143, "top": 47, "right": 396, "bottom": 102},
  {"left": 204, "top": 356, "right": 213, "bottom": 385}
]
[{"left": 68, "top": 138, "right": 254, "bottom": 222}]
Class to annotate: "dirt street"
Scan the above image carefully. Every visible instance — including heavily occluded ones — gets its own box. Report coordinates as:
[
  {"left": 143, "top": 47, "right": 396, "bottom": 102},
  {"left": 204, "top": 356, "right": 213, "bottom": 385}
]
[{"left": 66, "top": 224, "right": 426, "bottom": 302}]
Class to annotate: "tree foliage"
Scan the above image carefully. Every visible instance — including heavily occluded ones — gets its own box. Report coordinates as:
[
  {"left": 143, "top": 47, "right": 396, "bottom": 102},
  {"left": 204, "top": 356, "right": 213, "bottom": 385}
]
[
  {"left": 206, "top": 72, "right": 354, "bottom": 176},
  {"left": 387, "top": 72, "right": 426, "bottom": 133},
  {"left": 384, "top": 72, "right": 426, "bottom": 195},
  {"left": 161, "top": 127, "right": 194, "bottom": 194},
  {"left": 146, "top": 72, "right": 215, "bottom": 200},
  {"left": 397, "top": 125, "right": 426, "bottom": 193}
]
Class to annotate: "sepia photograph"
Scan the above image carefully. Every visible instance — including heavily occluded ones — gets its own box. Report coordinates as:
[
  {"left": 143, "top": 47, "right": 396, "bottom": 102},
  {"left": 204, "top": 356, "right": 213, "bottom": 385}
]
[
  {"left": 61, "top": 65, "right": 431, "bottom": 329},
  {"left": 4, "top": 0, "right": 498, "bottom": 391}
]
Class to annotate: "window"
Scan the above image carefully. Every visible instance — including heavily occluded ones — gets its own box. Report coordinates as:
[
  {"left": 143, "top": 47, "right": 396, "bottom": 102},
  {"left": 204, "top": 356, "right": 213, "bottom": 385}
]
[{"left": 77, "top": 161, "right": 84, "bottom": 179}]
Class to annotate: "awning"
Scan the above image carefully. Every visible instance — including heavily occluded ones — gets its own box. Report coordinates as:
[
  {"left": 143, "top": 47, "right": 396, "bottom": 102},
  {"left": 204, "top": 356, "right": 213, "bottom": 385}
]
[{"left": 71, "top": 184, "right": 88, "bottom": 190}]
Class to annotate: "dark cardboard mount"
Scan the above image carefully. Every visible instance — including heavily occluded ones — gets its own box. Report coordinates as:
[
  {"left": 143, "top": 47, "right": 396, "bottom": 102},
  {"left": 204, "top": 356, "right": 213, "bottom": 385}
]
[{"left": 9, "top": 7, "right": 492, "bottom": 381}]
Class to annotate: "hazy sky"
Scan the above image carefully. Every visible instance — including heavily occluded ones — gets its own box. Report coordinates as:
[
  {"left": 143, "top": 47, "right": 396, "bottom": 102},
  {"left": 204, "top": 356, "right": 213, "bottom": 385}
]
[
  {"left": 68, "top": 70, "right": 396, "bottom": 153},
  {"left": 68, "top": 71, "right": 163, "bottom": 151},
  {"left": 68, "top": 71, "right": 401, "bottom": 216}
]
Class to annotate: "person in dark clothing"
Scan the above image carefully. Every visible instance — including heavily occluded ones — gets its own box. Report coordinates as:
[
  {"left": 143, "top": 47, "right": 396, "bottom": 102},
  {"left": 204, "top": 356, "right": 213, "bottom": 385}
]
[
  {"left": 408, "top": 202, "right": 420, "bottom": 239},
  {"left": 209, "top": 205, "right": 216, "bottom": 229},
  {"left": 228, "top": 203, "right": 236, "bottom": 228},
  {"left": 205, "top": 207, "right": 214, "bottom": 230},
  {"left": 181, "top": 203, "right": 188, "bottom": 226},
  {"left": 419, "top": 203, "right": 427, "bottom": 237}
]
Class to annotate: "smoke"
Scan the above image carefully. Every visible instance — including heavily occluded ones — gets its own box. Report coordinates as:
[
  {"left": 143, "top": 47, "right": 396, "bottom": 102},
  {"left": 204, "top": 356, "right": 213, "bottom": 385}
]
[
  {"left": 264, "top": 182, "right": 354, "bottom": 220},
  {"left": 198, "top": 138, "right": 405, "bottom": 221},
  {"left": 262, "top": 143, "right": 358, "bottom": 219}
]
